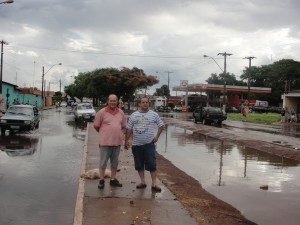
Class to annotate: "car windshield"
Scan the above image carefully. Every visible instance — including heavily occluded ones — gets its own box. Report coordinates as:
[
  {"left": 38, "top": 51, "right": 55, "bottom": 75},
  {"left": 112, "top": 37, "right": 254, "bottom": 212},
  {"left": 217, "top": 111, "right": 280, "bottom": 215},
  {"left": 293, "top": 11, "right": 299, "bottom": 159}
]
[
  {"left": 78, "top": 104, "right": 92, "bottom": 110},
  {"left": 7, "top": 107, "right": 33, "bottom": 116},
  {"left": 210, "top": 108, "right": 221, "bottom": 113}
]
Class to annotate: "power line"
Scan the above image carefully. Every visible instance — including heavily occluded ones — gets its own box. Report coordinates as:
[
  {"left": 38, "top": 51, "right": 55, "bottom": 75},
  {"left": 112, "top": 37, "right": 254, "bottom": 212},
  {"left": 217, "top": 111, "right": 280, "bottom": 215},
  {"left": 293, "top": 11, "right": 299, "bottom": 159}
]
[{"left": 11, "top": 44, "right": 205, "bottom": 60}]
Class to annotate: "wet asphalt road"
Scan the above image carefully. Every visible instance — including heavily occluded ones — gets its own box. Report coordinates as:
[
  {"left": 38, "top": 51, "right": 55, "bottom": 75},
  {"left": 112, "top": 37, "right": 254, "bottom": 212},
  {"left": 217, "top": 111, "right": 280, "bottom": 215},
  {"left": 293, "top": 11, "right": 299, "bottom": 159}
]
[
  {"left": 157, "top": 112, "right": 300, "bottom": 225},
  {"left": 1, "top": 109, "right": 300, "bottom": 225},
  {"left": 0, "top": 107, "right": 85, "bottom": 225}
]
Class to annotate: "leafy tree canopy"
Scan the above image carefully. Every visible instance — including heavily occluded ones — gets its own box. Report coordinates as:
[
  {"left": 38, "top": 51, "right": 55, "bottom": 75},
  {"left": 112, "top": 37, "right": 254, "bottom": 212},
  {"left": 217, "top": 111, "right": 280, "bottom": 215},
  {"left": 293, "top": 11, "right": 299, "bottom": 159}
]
[
  {"left": 64, "top": 67, "right": 158, "bottom": 102},
  {"left": 240, "top": 59, "right": 300, "bottom": 105},
  {"left": 206, "top": 73, "right": 246, "bottom": 86},
  {"left": 153, "top": 84, "right": 170, "bottom": 96}
]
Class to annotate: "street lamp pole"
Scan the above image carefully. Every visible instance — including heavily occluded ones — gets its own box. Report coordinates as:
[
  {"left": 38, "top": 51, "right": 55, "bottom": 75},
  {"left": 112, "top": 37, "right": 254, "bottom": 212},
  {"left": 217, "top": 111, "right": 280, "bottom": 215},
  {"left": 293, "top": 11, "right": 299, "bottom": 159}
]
[
  {"left": 41, "top": 63, "right": 62, "bottom": 108},
  {"left": 217, "top": 52, "right": 232, "bottom": 110},
  {"left": 203, "top": 54, "right": 225, "bottom": 108},
  {"left": 203, "top": 55, "right": 224, "bottom": 73},
  {"left": 0, "top": 40, "right": 8, "bottom": 115},
  {"left": 243, "top": 56, "right": 256, "bottom": 101},
  {"left": 59, "top": 75, "right": 73, "bottom": 93},
  {"left": 165, "top": 71, "right": 173, "bottom": 96}
]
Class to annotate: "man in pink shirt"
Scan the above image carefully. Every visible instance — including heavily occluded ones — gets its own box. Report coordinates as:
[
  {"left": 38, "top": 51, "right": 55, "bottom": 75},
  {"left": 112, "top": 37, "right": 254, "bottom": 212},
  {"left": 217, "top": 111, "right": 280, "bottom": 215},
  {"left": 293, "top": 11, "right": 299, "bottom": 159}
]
[{"left": 93, "top": 94, "right": 126, "bottom": 189}]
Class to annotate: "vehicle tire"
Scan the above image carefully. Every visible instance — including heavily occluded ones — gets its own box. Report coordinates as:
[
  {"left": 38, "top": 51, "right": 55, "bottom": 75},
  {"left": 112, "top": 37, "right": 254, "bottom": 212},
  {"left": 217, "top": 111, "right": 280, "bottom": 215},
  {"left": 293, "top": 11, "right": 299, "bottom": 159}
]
[
  {"left": 194, "top": 117, "right": 198, "bottom": 124},
  {"left": 35, "top": 122, "right": 39, "bottom": 129},
  {"left": 217, "top": 121, "right": 222, "bottom": 126},
  {"left": 203, "top": 119, "right": 209, "bottom": 125},
  {"left": 1, "top": 128, "right": 5, "bottom": 135}
]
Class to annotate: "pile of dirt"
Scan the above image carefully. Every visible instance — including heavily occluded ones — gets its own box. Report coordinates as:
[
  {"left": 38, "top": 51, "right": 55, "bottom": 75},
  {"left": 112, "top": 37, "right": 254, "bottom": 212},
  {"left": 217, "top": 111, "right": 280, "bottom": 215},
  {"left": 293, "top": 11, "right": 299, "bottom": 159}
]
[{"left": 156, "top": 154, "right": 258, "bottom": 225}]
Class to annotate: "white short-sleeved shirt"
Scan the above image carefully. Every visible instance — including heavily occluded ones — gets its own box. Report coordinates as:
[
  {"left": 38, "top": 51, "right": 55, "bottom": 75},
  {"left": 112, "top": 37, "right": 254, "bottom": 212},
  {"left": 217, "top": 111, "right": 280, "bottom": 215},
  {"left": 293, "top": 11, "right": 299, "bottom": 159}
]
[{"left": 127, "top": 110, "right": 164, "bottom": 146}]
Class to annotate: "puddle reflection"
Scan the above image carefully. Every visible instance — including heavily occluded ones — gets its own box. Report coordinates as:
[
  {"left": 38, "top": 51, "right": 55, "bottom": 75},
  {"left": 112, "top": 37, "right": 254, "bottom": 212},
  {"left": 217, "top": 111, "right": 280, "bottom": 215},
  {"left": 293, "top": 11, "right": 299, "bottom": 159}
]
[
  {"left": 0, "top": 135, "right": 39, "bottom": 157},
  {"left": 157, "top": 125, "right": 300, "bottom": 225}
]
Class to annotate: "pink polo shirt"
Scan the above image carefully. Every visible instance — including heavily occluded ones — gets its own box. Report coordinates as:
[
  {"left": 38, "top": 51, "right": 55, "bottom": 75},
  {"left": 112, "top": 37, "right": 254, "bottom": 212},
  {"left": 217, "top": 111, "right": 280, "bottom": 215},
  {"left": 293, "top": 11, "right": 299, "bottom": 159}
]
[{"left": 93, "top": 106, "right": 126, "bottom": 146}]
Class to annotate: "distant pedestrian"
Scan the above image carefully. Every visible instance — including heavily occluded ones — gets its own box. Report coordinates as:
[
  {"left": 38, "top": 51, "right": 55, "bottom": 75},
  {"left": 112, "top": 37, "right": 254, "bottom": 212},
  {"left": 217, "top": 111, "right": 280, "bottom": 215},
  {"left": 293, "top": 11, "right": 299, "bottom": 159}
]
[
  {"left": 93, "top": 94, "right": 126, "bottom": 189},
  {"left": 242, "top": 107, "right": 247, "bottom": 122},
  {"left": 125, "top": 96, "right": 164, "bottom": 192},
  {"left": 6, "top": 100, "right": 10, "bottom": 110},
  {"left": 281, "top": 108, "right": 286, "bottom": 122},
  {"left": 287, "top": 111, "right": 291, "bottom": 123},
  {"left": 291, "top": 112, "right": 296, "bottom": 123}
]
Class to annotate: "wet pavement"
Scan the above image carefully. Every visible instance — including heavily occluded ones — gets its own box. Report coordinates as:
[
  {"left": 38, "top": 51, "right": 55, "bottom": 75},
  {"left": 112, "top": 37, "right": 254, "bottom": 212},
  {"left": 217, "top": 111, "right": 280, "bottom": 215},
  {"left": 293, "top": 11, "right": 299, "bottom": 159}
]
[
  {"left": 155, "top": 121, "right": 300, "bottom": 225},
  {"left": 76, "top": 123, "right": 198, "bottom": 225},
  {"left": 77, "top": 113, "right": 300, "bottom": 225},
  {"left": 0, "top": 108, "right": 84, "bottom": 225},
  {"left": 2, "top": 108, "right": 300, "bottom": 225}
]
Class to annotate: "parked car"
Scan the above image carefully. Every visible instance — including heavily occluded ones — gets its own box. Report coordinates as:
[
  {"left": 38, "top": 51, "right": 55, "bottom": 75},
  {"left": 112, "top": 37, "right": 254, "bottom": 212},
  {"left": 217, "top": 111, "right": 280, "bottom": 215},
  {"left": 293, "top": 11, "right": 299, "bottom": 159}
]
[
  {"left": 74, "top": 103, "right": 96, "bottom": 122},
  {"left": 226, "top": 106, "right": 239, "bottom": 113},
  {"left": 157, "top": 106, "right": 171, "bottom": 112},
  {"left": 60, "top": 101, "right": 68, "bottom": 107},
  {"left": 193, "top": 106, "right": 227, "bottom": 126},
  {"left": 0, "top": 105, "right": 40, "bottom": 135},
  {"left": 173, "top": 105, "right": 182, "bottom": 112}
]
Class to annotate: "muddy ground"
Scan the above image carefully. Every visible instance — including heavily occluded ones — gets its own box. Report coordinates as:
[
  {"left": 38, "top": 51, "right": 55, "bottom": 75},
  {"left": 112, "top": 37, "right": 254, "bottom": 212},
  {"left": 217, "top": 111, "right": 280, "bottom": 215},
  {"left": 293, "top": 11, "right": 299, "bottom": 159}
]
[{"left": 156, "top": 119, "right": 300, "bottom": 225}]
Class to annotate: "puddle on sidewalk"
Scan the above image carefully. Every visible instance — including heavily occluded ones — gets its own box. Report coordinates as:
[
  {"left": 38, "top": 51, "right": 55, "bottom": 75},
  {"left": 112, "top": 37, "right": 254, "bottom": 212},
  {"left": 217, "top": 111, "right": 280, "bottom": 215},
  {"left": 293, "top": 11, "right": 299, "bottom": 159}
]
[{"left": 156, "top": 125, "right": 300, "bottom": 225}]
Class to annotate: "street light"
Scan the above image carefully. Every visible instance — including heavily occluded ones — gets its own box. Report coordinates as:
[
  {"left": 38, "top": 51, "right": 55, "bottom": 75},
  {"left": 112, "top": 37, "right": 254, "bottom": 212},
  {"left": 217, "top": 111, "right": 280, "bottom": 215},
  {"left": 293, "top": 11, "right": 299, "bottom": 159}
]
[
  {"left": 203, "top": 55, "right": 224, "bottom": 73},
  {"left": 0, "top": 0, "right": 14, "bottom": 4},
  {"left": 243, "top": 56, "right": 256, "bottom": 101},
  {"left": 60, "top": 75, "right": 74, "bottom": 92},
  {"left": 42, "top": 63, "right": 62, "bottom": 108},
  {"left": 156, "top": 71, "right": 173, "bottom": 96},
  {"left": 203, "top": 54, "right": 225, "bottom": 109},
  {"left": 0, "top": 40, "right": 8, "bottom": 115}
]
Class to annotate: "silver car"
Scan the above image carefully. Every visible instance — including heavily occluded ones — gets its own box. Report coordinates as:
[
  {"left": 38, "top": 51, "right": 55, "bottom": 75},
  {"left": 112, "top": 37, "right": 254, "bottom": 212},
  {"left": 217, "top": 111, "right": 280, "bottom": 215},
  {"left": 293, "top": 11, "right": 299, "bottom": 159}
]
[
  {"left": 74, "top": 103, "right": 96, "bottom": 122},
  {"left": 0, "top": 105, "right": 40, "bottom": 135}
]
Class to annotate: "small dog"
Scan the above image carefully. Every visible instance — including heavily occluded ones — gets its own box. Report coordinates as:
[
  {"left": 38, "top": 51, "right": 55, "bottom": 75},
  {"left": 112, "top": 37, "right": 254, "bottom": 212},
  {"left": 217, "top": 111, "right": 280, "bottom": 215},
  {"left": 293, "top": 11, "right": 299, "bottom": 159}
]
[{"left": 80, "top": 168, "right": 111, "bottom": 179}]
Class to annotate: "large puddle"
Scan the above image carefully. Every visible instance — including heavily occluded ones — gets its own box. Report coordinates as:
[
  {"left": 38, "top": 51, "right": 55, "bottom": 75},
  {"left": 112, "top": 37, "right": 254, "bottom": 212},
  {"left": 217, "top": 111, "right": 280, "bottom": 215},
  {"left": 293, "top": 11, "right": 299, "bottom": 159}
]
[
  {"left": 156, "top": 125, "right": 300, "bottom": 225},
  {"left": 0, "top": 109, "right": 84, "bottom": 225}
]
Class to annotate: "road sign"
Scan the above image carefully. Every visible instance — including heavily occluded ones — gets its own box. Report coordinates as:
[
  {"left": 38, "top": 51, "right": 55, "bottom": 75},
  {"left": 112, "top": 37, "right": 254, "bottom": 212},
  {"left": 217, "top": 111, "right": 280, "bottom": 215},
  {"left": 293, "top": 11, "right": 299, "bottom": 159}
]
[{"left": 180, "top": 80, "right": 188, "bottom": 88}]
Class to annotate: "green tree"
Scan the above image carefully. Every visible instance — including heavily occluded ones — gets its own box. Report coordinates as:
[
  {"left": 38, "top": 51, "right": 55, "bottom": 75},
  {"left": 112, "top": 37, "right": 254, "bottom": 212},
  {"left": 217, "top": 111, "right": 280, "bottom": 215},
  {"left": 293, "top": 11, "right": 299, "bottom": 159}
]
[
  {"left": 65, "top": 67, "right": 159, "bottom": 104},
  {"left": 153, "top": 84, "right": 170, "bottom": 96},
  {"left": 240, "top": 59, "right": 300, "bottom": 105},
  {"left": 206, "top": 73, "right": 245, "bottom": 86}
]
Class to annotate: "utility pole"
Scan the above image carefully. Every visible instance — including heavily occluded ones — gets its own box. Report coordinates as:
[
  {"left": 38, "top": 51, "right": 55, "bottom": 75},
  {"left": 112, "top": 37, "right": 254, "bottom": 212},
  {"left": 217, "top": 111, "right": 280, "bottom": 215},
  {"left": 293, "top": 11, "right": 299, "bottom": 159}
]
[
  {"left": 243, "top": 56, "right": 256, "bottom": 101},
  {"left": 165, "top": 71, "right": 173, "bottom": 96},
  {"left": 0, "top": 40, "right": 8, "bottom": 114},
  {"left": 41, "top": 63, "right": 62, "bottom": 108},
  {"left": 217, "top": 52, "right": 232, "bottom": 111},
  {"left": 42, "top": 66, "right": 45, "bottom": 108}
]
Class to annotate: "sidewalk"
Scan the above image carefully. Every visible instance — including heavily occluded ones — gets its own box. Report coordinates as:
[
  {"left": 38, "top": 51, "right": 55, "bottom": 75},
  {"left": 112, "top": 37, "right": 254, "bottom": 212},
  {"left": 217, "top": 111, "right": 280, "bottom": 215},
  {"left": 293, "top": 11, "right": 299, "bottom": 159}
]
[{"left": 73, "top": 122, "right": 198, "bottom": 225}]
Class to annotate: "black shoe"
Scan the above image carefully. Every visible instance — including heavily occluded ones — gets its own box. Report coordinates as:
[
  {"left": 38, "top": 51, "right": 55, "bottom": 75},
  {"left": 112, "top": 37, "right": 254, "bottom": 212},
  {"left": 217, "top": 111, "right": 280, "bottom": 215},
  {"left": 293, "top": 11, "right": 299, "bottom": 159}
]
[
  {"left": 151, "top": 185, "right": 161, "bottom": 193},
  {"left": 110, "top": 179, "right": 122, "bottom": 187},
  {"left": 98, "top": 180, "right": 105, "bottom": 189}
]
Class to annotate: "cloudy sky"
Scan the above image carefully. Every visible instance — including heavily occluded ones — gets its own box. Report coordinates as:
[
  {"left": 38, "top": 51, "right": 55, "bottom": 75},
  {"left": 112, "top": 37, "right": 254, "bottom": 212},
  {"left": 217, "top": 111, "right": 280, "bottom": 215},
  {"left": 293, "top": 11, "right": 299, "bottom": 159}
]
[{"left": 1, "top": 0, "right": 300, "bottom": 95}]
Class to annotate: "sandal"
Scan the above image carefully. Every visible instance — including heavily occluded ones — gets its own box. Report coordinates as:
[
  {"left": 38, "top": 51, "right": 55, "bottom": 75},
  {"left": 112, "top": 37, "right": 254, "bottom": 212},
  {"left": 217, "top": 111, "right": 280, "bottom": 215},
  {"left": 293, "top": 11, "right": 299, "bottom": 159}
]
[
  {"left": 136, "top": 183, "right": 147, "bottom": 189},
  {"left": 151, "top": 185, "right": 161, "bottom": 193}
]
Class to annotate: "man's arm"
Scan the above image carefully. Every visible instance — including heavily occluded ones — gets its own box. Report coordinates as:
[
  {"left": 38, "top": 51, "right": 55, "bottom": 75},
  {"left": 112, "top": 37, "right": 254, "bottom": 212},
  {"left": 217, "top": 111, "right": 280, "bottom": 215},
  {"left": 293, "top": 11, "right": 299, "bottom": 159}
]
[
  {"left": 93, "top": 111, "right": 102, "bottom": 132},
  {"left": 124, "top": 128, "right": 132, "bottom": 149},
  {"left": 153, "top": 125, "right": 164, "bottom": 143},
  {"left": 94, "top": 125, "right": 100, "bottom": 132}
]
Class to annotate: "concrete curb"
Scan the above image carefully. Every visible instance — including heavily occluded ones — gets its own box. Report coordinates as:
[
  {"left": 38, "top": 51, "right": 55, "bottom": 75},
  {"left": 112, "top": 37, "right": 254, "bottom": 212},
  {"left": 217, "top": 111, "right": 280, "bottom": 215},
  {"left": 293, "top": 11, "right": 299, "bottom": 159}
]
[{"left": 73, "top": 123, "right": 89, "bottom": 225}]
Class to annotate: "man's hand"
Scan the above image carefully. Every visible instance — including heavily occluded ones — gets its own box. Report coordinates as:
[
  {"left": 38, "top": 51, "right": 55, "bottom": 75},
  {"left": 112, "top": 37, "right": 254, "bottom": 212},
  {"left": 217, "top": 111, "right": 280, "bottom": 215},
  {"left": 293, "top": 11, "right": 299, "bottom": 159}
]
[{"left": 124, "top": 141, "right": 129, "bottom": 150}]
